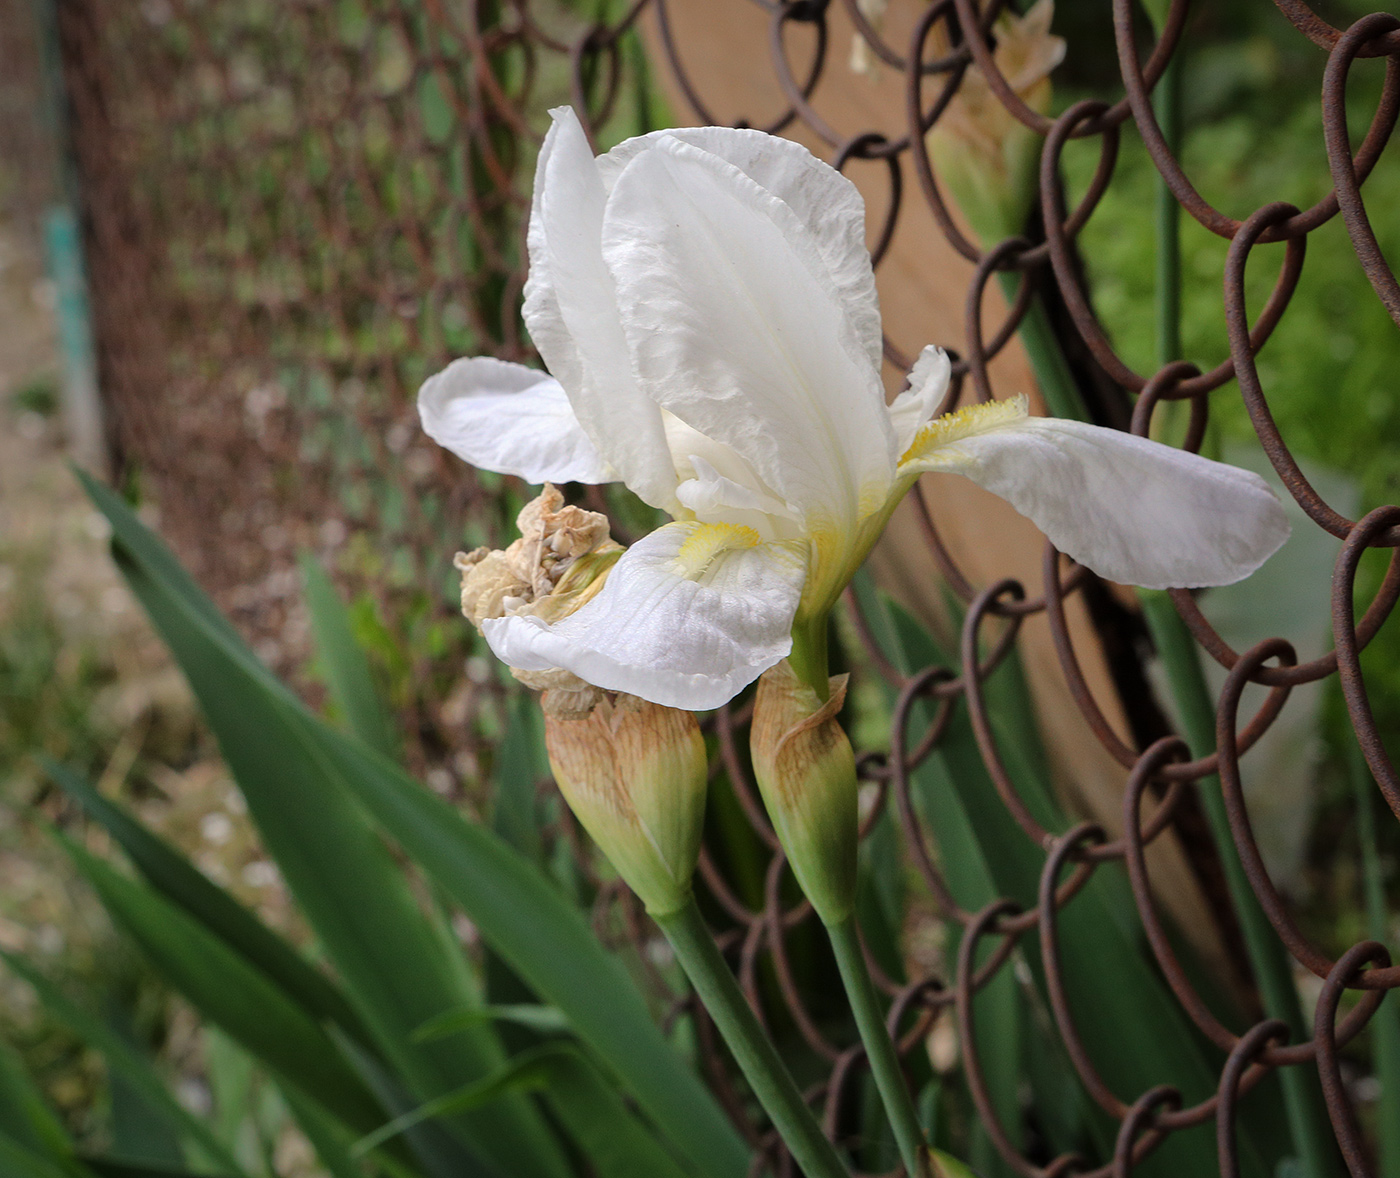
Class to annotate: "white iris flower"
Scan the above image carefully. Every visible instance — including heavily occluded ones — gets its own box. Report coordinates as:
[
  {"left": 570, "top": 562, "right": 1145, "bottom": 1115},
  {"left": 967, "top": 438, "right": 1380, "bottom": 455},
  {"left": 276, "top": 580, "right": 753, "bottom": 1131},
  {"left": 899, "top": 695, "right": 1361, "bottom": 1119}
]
[{"left": 420, "top": 108, "right": 1288, "bottom": 711}]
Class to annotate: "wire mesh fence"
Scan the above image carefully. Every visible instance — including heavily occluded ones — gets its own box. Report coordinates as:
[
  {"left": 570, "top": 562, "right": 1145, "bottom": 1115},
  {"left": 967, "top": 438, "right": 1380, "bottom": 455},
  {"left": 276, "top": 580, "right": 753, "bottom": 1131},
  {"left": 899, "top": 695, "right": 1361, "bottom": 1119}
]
[{"left": 36, "top": 0, "right": 1400, "bottom": 1174}]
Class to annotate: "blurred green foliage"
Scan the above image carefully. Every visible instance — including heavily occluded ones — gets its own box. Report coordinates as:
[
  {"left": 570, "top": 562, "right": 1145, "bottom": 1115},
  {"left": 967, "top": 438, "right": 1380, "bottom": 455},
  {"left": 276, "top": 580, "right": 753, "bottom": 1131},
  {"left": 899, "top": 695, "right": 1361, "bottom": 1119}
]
[
  {"left": 0, "top": 566, "right": 109, "bottom": 783},
  {"left": 1059, "top": 2, "right": 1400, "bottom": 885},
  {"left": 13, "top": 374, "right": 58, "bottom": 416}
]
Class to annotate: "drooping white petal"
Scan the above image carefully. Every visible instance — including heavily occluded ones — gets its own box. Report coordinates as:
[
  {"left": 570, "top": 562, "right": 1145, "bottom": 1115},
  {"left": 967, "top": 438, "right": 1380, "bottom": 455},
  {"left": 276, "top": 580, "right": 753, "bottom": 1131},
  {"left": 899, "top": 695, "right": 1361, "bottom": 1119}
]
[
  {"left": 906, "top": 414, "right": 1290, "bottom": 589},
  {"left": 600, "top": 135, "right": 897, "bottom": 541},
  {"left": 524, "top": 108, "right": 678, "bottom": 509},
  {"left": 889, "top": 346, "right": 952, "bottom": 454},
  {"left": 418, "top": 357, "right": 615, "bottom": 484},
  {"left": 598, "top": 127, "right": 883, "bottom": 372},
  {"left": 482, "top": 521, "right": 808, "bottom": 710}
]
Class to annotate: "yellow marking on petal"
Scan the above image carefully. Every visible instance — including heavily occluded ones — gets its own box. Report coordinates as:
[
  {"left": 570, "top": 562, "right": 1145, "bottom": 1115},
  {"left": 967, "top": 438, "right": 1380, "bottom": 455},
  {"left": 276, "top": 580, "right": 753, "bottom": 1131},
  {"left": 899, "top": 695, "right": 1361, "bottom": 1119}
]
[
  {"left": 674, "top": 521, "right": 762, "bottom": 577},
  {"left": 794, "top": 522, "right": 847, "bottom": 614},
  {"left": 899, "top": 393, "right": 1029, "bottom": 465}
]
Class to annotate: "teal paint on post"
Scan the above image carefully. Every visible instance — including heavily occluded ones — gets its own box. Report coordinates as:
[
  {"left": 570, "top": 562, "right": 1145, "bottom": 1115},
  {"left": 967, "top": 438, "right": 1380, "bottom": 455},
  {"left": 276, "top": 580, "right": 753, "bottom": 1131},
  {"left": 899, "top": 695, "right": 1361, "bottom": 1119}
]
[
  {"left": 44, "top": 205, "right": 106, "bottom": 475},
  {"left": 33, "top": 0, "right": 108, "bottom": 475}
]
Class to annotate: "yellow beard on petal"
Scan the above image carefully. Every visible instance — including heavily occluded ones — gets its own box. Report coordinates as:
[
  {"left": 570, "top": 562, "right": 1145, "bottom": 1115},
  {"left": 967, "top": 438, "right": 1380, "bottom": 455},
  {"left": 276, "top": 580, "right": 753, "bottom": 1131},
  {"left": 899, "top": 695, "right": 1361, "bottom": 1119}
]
[
  {"left": 672, "top": 521, "right": 762, "bottom": 579},
  {"left": 899, "top": 394, "right": 1029, "bottom": 467}
]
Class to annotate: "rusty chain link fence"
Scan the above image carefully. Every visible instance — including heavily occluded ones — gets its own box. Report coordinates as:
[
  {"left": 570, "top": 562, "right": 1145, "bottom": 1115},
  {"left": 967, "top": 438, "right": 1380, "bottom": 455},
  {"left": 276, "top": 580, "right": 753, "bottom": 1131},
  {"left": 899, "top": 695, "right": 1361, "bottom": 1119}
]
[{"left": 23, "top": 0, "right": 1400, "bottom": 1174}]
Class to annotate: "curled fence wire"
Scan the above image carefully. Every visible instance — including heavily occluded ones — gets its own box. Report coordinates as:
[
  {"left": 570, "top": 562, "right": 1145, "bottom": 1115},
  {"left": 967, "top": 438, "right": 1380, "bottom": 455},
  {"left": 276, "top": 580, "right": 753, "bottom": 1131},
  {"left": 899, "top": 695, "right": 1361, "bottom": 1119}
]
[{"left": 45, "top": 0, "right": 1400, "bottom": 1174}]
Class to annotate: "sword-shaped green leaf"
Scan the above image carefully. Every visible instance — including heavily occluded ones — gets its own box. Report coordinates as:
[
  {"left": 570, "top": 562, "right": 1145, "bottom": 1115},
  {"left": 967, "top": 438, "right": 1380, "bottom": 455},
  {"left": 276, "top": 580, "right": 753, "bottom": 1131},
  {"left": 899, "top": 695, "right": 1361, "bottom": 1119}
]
[
  {"left": 300, "top": 554, "right": 400, "bottom": 761},
  {"left": 0, "top": 951, "right": 244, "bottom": 1176},
  {"left": 78, "top": 470, "right": 568, "bottom": 1178},
  {"left": 78, "top": 467, "right": 749, "bottom": 1178}
]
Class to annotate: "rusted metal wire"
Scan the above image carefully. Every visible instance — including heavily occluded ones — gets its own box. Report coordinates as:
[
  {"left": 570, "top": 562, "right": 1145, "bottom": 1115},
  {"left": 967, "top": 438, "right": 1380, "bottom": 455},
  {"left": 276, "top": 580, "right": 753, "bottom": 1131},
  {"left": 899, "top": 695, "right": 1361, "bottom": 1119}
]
[{"left": 44, "top": 0, "right": 1400, "bottom": 1175}]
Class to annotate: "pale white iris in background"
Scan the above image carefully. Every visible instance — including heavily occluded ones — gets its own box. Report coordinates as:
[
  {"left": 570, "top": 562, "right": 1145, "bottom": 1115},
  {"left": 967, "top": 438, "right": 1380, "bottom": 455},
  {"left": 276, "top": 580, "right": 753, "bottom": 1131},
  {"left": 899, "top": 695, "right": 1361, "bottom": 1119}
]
[{"left": 420, "top": 107, "right": 1288, "bottom": 711}]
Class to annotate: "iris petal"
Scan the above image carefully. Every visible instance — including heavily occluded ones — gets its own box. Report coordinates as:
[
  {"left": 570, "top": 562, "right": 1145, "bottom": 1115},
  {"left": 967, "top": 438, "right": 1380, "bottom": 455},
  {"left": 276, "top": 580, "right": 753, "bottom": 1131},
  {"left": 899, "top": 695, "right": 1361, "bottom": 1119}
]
[
  {"left": 418, "top": 357, "right": 614, "bottom": 485},
  {"left": 524, "top": 108, "right": 679, "bottom": 509},
  {"left": 600, "top": 135, "right": 897, "bottom": 541},
  {"left": 905, "top": 414, "right": 1290, "bottom": 589},
  {"left": 888, "top": 346, "right": 952, "bottom": 454},
  {"left": 482, "top": 521, "right": 808, "bottom": 710},
  {"left": 598, "top": 127, "right": 883, "bottom": 372}
]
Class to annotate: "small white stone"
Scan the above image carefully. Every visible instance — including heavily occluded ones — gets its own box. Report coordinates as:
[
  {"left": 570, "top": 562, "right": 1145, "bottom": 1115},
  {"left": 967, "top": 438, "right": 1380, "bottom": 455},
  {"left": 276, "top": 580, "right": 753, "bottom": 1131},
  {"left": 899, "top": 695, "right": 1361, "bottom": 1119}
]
[
  {"left": 241, "top": 860, "right": 279, "bottom": 888},
  {"left": 200, "top": 812, "right": 234, "bottom": 845}
]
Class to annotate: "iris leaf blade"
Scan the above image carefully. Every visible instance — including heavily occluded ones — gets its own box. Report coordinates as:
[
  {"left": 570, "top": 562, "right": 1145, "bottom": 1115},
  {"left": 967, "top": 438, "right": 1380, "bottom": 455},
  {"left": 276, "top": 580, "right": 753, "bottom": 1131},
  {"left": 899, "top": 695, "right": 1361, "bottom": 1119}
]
[
  {"left": 300, "top": 553, "right": 400, "bottom": 761},
  {"left": 79, "top": 470, "right": 570, "bottom": 1178},
  {"left": 0, "top": 950, "right": 245, "bottom": 1177},
  {"left": 42, "top": 759, "right": 371, "bottom": 1048},
  {"left": 78, "top": 468, "right": 749, "bottom": 1178}
]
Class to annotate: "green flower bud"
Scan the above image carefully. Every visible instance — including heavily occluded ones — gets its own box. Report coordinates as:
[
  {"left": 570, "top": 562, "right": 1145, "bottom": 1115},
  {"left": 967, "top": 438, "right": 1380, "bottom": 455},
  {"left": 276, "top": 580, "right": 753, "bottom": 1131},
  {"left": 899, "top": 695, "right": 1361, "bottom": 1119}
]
[
  {"left": 543, "top": 691, "right": 707, "bottom": 918},
  {"left": 750, "top": 659, "right": 858, "bottom": 926},
  {"left": 925, "top": 0, "right": 1065, "bottom": 247}
]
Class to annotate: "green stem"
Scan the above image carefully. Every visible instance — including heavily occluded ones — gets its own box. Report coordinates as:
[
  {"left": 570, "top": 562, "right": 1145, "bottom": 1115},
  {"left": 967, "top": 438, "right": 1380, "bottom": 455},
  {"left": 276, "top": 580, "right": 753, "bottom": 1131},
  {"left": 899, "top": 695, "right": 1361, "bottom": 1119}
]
[
  {"left": 996, "top": 273, "right": 1086, "bottom": 423},
  {"left": 788, "top": 616, "right": 831, "bottom": 702},
  {"left": 1148, "top": 42, "right": 1192, "bottom": 449},
  {"left": 1154, "top": 53, "right": 1182, "bottom": 372},
  {"left": 826, "top": 915, "right": 929, "bottom": 1178},
  {"left": 1139, "top": 593, "right": 1341, "bottom": 1178},
  {"left": 655, "top": 898, "right": 850, "bottom": 1178},
  {"left": 1349, "top": 742, "right": 1400, "bottom": 1178}
]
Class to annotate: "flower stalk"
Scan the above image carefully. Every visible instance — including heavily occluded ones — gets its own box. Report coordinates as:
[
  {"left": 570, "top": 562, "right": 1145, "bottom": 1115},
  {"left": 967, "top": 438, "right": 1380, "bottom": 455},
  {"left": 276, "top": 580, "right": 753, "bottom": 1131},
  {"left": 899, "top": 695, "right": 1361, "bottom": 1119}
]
[
  {"left": 751, "top": 659, "right": 932, "bottom": 1176},
  {"left": 827, "top": 915, "right": 932, "bottom": 1178},
  {"left": 654, "top": 898, "right": 851, "bottom": 1178},
  {"left": 787, "top": 616, "right": 831, "bottom": 704}
]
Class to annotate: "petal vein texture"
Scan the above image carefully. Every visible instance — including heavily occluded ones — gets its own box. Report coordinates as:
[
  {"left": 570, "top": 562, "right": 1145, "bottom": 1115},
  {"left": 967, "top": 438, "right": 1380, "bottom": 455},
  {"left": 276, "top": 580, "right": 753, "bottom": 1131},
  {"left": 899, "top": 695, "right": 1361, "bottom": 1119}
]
[
  {"left": 907, "top": 415, "right": 1290, "bottom": 588},
  {"left": 418, "top": 357, "right": 615, "bottom": 485}
]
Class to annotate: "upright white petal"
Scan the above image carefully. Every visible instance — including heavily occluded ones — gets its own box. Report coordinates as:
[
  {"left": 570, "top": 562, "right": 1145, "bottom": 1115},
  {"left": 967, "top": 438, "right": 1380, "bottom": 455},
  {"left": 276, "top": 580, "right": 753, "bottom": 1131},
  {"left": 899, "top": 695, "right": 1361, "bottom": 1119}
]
[
  {"left": 600, "top": 135, "right": 897, "bottom": 542},
  {"left": 598, "top": 128, "right": 883, "bottom": 372},
  {"left": 525, "top": 108, "right": 678, "bottom": 509},
  {"left": 906, "top": 415, "right": 1290, "bottom": 588},
  {"left": 521, "top": 115, "right": 584, "bottom": 405},
  {"left": 482, "top": 521, "right": 808, "bottom": 710},
  {"left": 418, "top": 357, "right": 615, "bottom": 484},
  {"left": 889, "top": 346, "right": 952, "bottom": 454}
]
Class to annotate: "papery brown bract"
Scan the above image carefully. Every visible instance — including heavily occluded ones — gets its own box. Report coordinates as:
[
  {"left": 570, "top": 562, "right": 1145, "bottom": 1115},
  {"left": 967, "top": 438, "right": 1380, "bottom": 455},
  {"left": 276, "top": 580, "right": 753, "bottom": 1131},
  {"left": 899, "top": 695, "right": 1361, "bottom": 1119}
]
[{"left": 543, "top": 692, "right": 708, "bottom": 918}]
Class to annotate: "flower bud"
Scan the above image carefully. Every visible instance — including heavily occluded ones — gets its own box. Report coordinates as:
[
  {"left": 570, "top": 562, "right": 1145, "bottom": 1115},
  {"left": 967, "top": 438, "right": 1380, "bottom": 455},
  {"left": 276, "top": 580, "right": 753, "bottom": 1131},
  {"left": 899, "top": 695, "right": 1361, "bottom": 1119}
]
[
  {"left": 750, "top": 659, "right": 857, "bottom": 926},
  {"left": 925, "top": 0, "right": 1065, "bottom": 247},
  {"left": 543, "top": 691, "right": 708, "bottom": 918}
]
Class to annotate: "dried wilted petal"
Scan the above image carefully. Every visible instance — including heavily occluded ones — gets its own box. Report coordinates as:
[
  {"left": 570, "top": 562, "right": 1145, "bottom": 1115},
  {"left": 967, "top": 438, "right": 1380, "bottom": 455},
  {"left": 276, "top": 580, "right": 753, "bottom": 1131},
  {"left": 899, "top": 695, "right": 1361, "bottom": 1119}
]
[
  {"left": 543, "top": 690, "right": 708, "bottom": 916},
  {"left": 451, "top": 483, "right": 620, "bottom": 699},
  {"left": 455, "top": 547, "right": 529, "bottom": 629},
  {"left": 508, "top": 483, "right": 615, "bottom": 599},
  {"left": 750, "top": 659, "right": 858, "bottom": 925}
]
